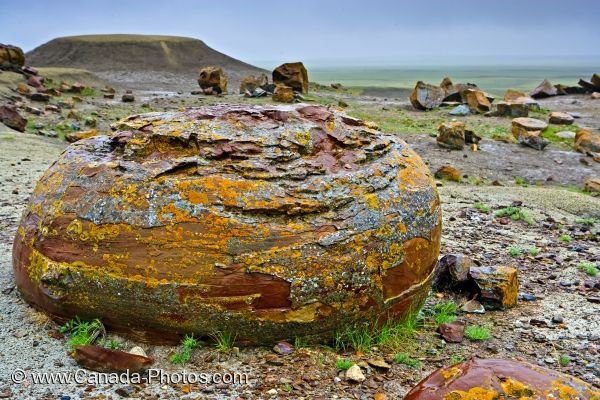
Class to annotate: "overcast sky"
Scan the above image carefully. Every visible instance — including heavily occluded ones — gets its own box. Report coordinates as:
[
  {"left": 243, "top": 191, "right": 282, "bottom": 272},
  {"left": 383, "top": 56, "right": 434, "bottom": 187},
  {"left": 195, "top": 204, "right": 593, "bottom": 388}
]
[{"left": 1, "top": 0, "right": 599, "bottom": 68}]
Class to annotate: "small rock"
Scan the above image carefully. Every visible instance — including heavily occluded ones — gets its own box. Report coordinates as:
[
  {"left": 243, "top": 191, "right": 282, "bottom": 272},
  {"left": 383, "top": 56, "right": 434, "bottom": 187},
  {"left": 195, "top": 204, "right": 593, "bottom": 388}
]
[
  {"left": 121, "top": 93, "right": 135, "bottom": 102},
  {"left": 462, "top": 299, "right": 485, "bottom": 313},
  {"left": 556, "top": 131, "right": 576, "bottom": 139},
  {"left": 273, "top": 341, "right": 294, "bottom": 355},
  {"left": 552, "top": 315, "right": 564, "bottom": 324},
  {"left": 438, "top": 320, "right": 465, "bottom": 342},
  {"left": 128, "top": 346, "right": 147, "bottom": 357},
  {"left": 448, "top": 104, "right": 470, "bottom": 116},
  {"left": 345, "top": 364, "right": 366, "bottom": 383},
  {"left": 13, "top": 328, "right": 27, "bottom": 338},
  {"left": 434, "top": 165, "right": 461, "bottom": 182},
  {"left": 549, "top": 112, "right": 574, "bottom": 125},
  {"left": 115, "top": 386, "right": 138, "bottom": 397},
  {"left": 366, "top": 357, "right": 391, "bottom": 370}
]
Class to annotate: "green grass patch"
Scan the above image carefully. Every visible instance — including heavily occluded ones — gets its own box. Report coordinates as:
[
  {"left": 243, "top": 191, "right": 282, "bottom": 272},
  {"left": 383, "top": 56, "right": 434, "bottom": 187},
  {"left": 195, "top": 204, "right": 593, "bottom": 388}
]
[
  {"left": 98, "top": 338, "right": 123, "bottom": 350},
  {"left": 170, "top": 334, "right": 200, "bottom": 364},
  {"left": 577, "top": 262, "right": 599, "bottom": 277},
  {"left": 80, "top": 87, "right": 99, "bottom": 97},
  {"left": 542, "top": 124, "right": 579, "bottom": 146},
  {"left": 473, "top": 201, "right": 490, "bottom": 213},
  {"left": 495, "top": 207, "right": 534, "bottom": 225},
  {"left": 430, "top": 300, "right": 459, "bottom": 326},
  {"left": 450, "top": 354, "right": 465, "bottom": 364},
  {"left": 558, "top": 354, "right": 571, "bottom": 367},
  {"left": 464, "top": 325, "right": 491, "bottom": 341},
  {"left": 528, "top": 247, "right": 541, "bottom": 256},
  {"left": 393, "top": 352, "right": 421, "bottom": 368},
  {"left": 559, "top": 234, "right": 572, "bottom": 242},
  {"left": 509, "top": 246, "right": 522, "bottom": 257},
  {"left": 335, "top": 358, "right": 353, "bottom": 371},
  {"left": 59, "top": 317, "right": 104, "bottom": 350},
  {"left": 211, "top": 330, "right": 236, "bottom": 353},
  {"left": 575, "top": 217, "right": 596, "bottom": 226}
]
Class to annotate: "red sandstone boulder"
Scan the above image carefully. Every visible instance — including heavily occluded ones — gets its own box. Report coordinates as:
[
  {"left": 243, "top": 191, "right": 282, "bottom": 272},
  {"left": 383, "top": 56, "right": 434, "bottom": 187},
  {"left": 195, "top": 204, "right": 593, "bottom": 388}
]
[
  {"left": 404, "top": 358, "right": 600, "bottom": 399},
  {"left": 13, "top": 104, "right": 441, "bottom": 345},
  {"left": 272, "top": 62, "right": 309, "bottom": 93}
]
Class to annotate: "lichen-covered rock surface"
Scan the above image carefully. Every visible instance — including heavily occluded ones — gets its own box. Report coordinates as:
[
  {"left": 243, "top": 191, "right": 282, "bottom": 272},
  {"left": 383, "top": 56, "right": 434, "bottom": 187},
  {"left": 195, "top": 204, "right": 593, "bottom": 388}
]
[
  {"left": 404, "top": 357, "right": 600, "bottom": 399},
  {"left": 13, "top": 104, "right": 441, "bottom": 344}
]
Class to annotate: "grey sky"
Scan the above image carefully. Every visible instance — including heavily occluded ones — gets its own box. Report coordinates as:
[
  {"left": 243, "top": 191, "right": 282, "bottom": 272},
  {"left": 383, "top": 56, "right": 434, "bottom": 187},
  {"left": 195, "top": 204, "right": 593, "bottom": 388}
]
[{"left": 1, "top": 0, "right": 599, "bottom": 68}]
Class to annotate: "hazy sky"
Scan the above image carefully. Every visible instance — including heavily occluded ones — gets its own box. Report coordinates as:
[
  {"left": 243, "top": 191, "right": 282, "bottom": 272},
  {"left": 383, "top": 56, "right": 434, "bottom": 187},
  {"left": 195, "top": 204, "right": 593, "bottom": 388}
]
[{"left": 1, "top": 0, "right": 599, "bottom": 68}]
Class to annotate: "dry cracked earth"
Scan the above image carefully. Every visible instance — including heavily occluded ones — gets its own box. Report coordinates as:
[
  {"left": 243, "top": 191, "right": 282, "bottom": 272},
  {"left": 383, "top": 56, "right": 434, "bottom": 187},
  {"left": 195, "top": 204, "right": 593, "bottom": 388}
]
[{"left": 0, "top": 87, "right": 599, "bottom": 399}]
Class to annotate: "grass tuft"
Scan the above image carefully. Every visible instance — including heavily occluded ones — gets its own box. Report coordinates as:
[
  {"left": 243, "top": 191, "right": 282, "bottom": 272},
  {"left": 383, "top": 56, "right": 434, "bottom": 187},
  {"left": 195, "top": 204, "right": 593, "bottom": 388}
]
[
  {"left": 577, "top": 262, "right": 599, "bottom": 277},
  {"left": 559, "top": 234, "right": 572, "bottom": 242},
  {"left": 495, "top": 207, "right": 534, "bottom": 225},
  {"left": 473, "top": 201, "right": 490, "bottom": 213},
  {"left": 558, "top": 354, "right": 571, "bottom": 367},
  {"left": 211, "top": 330, "right": 236, "bottom": 353},
  {"left": 336, "top": 358, "right": 353, "bottom": 371},
  {"left": 170, "top": 334, "right": 200, "bottom": 364},
  {"left": 393, "top": 352, "right": 421, "bottom": 368},
  {"left": 464, "top": 325, "right": 491, "bottom": 341},
  {"left": 59, "top": 317, "right": 104, "bottom": 350}
]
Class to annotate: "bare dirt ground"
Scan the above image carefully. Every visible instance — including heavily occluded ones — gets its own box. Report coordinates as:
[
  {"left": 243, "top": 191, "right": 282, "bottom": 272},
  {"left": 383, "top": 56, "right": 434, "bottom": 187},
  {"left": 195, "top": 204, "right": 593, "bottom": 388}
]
[{"left": 0, "top": 76, "right": 599, "bottom": 399}]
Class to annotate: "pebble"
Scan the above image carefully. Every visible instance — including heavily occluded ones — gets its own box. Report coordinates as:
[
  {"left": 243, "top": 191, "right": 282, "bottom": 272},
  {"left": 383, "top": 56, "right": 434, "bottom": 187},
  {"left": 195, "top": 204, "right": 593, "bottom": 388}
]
[
  {"left": 552, "top": 315, "right": 564, "bottom": 324},
  {"left": 345, "top": 364, "right": 366, "bottom": 382}
]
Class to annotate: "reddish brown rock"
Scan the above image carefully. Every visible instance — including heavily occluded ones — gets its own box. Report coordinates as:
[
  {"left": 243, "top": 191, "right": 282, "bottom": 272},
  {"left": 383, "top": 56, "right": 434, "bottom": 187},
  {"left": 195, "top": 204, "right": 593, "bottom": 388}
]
[
  {"left": 463, "top": 89, "right": 491, "bottom": 113},
  {"left": 0, "top": 44, "right": 25, "bottom": 71},
  {"left": 530, "top": 79, "right": 557, "bottom": 99},
  {"left": 410, "top": 81, "right": 445, "bottom": 110},
  {"left": 437, "top": 320, "right": 465, "bottom": 343},
  {"left": 272, "top": 62, "right": 308, "bottom": 93},
  {"left": 404, "top": 358, "right": 600, "bottom": 399},
  {"left": 437, "top": 121, "right": 465, "bottom": 150},
  {"left": 434, "top": 165, "right": 461, "bottom": 182},
  {"left": 0, "top": 104, "right": 27, "bottom": 132},
  {"left": 72, "top": 345, "right": 153, "bottom": 373},
  {"left": 575, "top": 129, "right": 600, "bottom": 161},
  {"left": 12, "top": 104, "right": 442, "bottom": 345},
  {"left": 198, "top": 66, "right": 227, "bottom": 94}
]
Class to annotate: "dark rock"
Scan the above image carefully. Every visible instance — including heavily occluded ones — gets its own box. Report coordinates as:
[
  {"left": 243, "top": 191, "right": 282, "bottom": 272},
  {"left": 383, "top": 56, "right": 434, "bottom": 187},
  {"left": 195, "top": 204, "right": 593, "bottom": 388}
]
[
  {"left": 121, "top": 93, "right": 135, "bottom": 102},
  {"left": 30, "top": 92, "right": 50, "bottom": 102},
  {"left": 0, "top": 104, "right": 27, "bottom": 131},
  {"left": 272, "top": 62, "right": 308, "bottom": 93},
  {"left": 530, "top": 79, "right": 557, "bottom": 99}
]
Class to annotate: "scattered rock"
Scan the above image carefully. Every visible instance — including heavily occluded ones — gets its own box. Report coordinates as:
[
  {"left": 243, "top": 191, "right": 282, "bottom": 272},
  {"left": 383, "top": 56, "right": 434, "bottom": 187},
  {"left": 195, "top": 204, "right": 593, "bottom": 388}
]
[
  {"left": 410, "top": 81, "right": 445, "bottom": 110},
  {"left": 438, "top": 320, "right": 465, "bottom": 342},
  {"left": 104, "top": 93, "right": 115, "bottom": 99},
  {"left": 530, "top": 79, "right": 557, "bottom": 98},
  {"left": 121, "top": 91, "right": 135, "bottom": 102},
  {"left": 556, "top": 131, "right": 576, "bottom": 139},
  {"left": 404, "top": 358, "right": 600, "bottom": 400},
  {"left": 512, "top": 117, "right": 549, "bottom": 151},
  {"left": 198, "top": 66, "right": 227, "bottom": 94},
  {"left": 272, "top": 341, "right": 294, "bottom": 355},
  {"left": 549, "top": 111, "right": 574, "bottom": 125},
  {"left": 504, "top": 89, "right": 526, "bottom": 102},
  {"left": 469, "top": 266, "right": 519, "bottom": 310},
  {"left": 496, "top": 101, "right": 528, "bottom": 118},
  {"left": 574, "top": 129, "right": 600, "bottom": 161},
  {"left": 584, "top": 178, "right": 600, "bottom": 193},
  {"left": 16, "top": 82, "right": 31, "bottom": 95},
  {"left": 448, "top": 104, "right": 470, "bottom": 116},
  {"left": 115, "top": 386, "right": 139, "bottom": 398},
  {"left": 24, "top": 106, "right": 42, "bottom": 115},
  {"left": 30, "top": 92, "right": 50, "bottom": 102},
  {"left": 434, "top": 165, "right": 461, "bottom": 182},
  {"left": 0, "top": 44, "right": 25, "bottom": 71},
  {"left": 72, "top": 345, "right": 153, "bottom": 373},
  {"left": 464, "top": 89, "right": 491, "bottom": 113},
  {"left": 239, "top": 74, "right": 268, "bottom": 94},
  {"left": 127, "top": 346, "right": 147, "bottom": 357},
  {"left": 432, "top": 253, "right": 473, "bottom": 291},
  {"left": 272, "top": 62, "right": 308, "bottom": 93},
  {"left": 0, "top": 104, "right": 27, "bottom": 131},
  {"left": 367, "top": 358, "right": 391, "bottom": 370},
  {"left": 345, "top": 365, "right": 366, "bottom": 383},
  {"left": 462, "top": 299, "right": 486, "bottom": 313},
  {"left": 437, "top": 121, "right": 465, "bottom": 150},
  {"left": 272, "top": 84, "right": 295, "bottom": 103},
  {"left": 592, "top": 92, "right": 600, "bottom": 99}
]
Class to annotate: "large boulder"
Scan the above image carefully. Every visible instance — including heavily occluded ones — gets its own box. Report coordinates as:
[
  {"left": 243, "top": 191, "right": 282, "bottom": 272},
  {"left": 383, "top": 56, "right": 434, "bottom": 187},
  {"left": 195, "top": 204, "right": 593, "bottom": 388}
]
[
  {"left": 0, "top": 104, "right": 27, "bottom": 132},
  {"left": 198, "top": 66, "right": 227, "bottom": 94},
  {"left": 239, "top": 74, "right": 268, "bottom": 94},
  {"left": 575, "top": 129, "right": 600, "bottom": 161},
  {"left": 410, "top": 81, "right": 445, "bottom": 110},
  {"left": 13, "top": 104, "right": 442, "bottom": 345},
  {"left": 463, "top": 89, "right": 491, "bottom": 113},
  {"left": 437, "top": 121, "right": 465, "bottom": 150},
  {"left": 530, "top": 79, "right": 557, "bottom": 99},
  {"left": 272, "top": 62, "right": 308, "bottom": 93},
  {"left": 0, "top": 44, "right": 25, "bottom": 71},
  {"left": 404, "top": 358, "right": 600, "bottom": 399},
  {"left": 512, "top": 117, "right": 549, "bottom": 151}
]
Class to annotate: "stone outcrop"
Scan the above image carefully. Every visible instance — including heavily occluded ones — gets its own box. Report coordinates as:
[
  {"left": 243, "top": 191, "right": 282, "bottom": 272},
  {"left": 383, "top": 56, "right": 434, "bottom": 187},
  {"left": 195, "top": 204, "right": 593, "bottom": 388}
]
[
  {"left": 272, "top": 62, "right": 308, "bottom": 93},
  {"left": 437, "top": 121, "right": 465, "bottom": 150},
  {"left": 0, "top": 104, "right": 27, "bottom": 132},
  {"left": 410, "top": 81, "right": 445, "bottom": 110},
  {"left": 239, "top": 74, "right": 268, "bottom": 94},
  {"left": 198, "top": 66, "right": 227, "bottom": 94},
  {"left": 13, "top": 104, "right": 442, "bottom": 345},
  {"left": 0, "top": 44, "right": 25, "bottom": 71},
  {"left": 530, "top": 79, "right": 557, "bottom": 99},
  {"left": 404, "top": 358, "right": 600, "bottom": 399}
]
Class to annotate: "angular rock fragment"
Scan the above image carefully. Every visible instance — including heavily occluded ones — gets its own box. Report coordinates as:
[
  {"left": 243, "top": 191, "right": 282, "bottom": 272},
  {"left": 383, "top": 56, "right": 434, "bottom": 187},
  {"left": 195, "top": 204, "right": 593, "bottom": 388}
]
[
  {"left": 410, "top": 81, "right": 445, "bottom": 110},
  {"left": 438, "top": 320, "right": 465, "bottom": 342},
  {"left": 496, "top": 101, "right": 528, "bottom": 118},
  {"left": 404, "top": 358, "right": 600, "bottom": 399},
  {"left": 549, "top": 111, "right": 574, "bottom": 125},
  {"left": 239, "top": 74, "right": 268, "bottom": 94},
  {"left": 272, "top": 62, "right": 308, "bottom": 93},
  {"left": 584, "top": 178, "right": 600, "bottom": 193},
  {"left": 463, "top": 89, "right": 491, "bottom": 113},
  {"left": 198, "top": 66, "right": 227, "bottom": 94},
  {"left": 72, "top": 345, "right": 153, "bottom": 373},
  {"left": 530, "top": 79, "right": 557, "bottom": 98},
  {"left": 469, "top": 266, "right": 518, "bottom": 310},
  {"left": 13, "top": 104, "right": 442, "bottom": 344},
  {"left": 0, "top": 104, "right": 27, "bottom": 132},
  {"left": 272, "top": 84, "right": 295, "bottom": 103},
  {"left": 512, "top": 117, "right": 549, "bottom": 151},
  {"left": 434, "top": 165, "right": 461, "bottom": 182},
  {"left": 437, "top": 121, "right": 465, "bottom": 150},
  {"left": 575, "top": 129, "right": 600, "bottom": 161}
]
